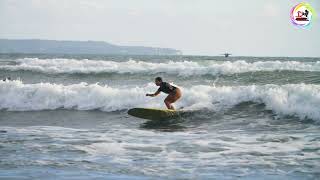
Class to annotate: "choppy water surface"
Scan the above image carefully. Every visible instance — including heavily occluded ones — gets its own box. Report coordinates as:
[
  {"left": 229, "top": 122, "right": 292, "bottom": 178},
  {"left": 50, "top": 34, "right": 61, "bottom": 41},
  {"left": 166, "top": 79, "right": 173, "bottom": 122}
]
[{"left": 0, "top": 54, "right": 319, "bottom": 179}]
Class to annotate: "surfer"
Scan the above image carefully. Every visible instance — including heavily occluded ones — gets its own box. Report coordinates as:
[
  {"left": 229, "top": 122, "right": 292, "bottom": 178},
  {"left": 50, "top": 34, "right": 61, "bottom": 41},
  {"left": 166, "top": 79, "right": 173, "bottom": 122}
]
[{"left": 146, "top": 77, "right": 182, "bottom": 110}]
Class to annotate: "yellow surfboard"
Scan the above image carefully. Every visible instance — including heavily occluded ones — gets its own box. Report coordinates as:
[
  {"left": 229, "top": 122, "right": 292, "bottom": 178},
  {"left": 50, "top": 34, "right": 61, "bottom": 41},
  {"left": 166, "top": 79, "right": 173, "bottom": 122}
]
[{"left": 128, "top": 108, "right": 181, "bottom": 120}]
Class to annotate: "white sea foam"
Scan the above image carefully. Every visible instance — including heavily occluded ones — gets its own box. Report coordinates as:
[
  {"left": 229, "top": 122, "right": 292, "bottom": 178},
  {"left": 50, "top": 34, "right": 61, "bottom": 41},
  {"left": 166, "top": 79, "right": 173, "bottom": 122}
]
[
  {"left": 2, "top": 125, "right": 318, "bottom": 178},
  {"left": 0, "top": 80, "right": 319, "bottom": 121},
  {"left": 1, "top": 58, "right": 320, "bottom": 76}
]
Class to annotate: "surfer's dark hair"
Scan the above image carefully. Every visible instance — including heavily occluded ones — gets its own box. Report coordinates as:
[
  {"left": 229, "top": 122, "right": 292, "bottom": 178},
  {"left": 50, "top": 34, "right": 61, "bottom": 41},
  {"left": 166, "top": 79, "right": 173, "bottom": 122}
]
[{"left": 155, "top": 77, "right": 162, "bottom": 82}]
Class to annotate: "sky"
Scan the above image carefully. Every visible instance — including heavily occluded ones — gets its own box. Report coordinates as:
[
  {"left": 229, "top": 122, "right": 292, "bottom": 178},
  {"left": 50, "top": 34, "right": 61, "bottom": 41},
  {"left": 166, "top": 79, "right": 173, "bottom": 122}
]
[{"left": 0, "top": 0, "right": 319, "bottom": 57}]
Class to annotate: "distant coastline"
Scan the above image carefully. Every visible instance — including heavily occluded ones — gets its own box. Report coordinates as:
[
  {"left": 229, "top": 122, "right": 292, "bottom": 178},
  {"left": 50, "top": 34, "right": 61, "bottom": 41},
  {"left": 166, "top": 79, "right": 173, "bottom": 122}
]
[{"left": 0, "top": 39, "right": 182, "bottom": 55}]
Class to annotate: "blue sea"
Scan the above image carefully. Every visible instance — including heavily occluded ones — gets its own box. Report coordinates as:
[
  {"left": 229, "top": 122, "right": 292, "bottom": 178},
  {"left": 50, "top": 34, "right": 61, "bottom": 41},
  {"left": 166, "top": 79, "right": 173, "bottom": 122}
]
[{"left": 0, "top": 54, "right": 320, "bottom": 179}]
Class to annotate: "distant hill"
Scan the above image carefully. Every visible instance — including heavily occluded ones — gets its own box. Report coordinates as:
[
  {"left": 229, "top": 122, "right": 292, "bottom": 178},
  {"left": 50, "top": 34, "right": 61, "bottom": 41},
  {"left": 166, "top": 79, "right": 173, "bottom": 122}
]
[{"left": 0, "top": 39, "right": 182, "bottom": 55}]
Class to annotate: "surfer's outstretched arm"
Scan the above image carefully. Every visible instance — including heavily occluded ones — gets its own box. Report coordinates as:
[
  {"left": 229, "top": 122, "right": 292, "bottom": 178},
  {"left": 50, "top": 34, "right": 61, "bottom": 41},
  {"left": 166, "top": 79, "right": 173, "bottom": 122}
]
[{"left": 146, "top": 90, "right": 160, "bottom": 97}]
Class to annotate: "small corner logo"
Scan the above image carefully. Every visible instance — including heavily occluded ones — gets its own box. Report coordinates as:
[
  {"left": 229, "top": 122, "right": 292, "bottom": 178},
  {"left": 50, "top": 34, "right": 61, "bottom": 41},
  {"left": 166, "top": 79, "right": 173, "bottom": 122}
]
[{"left": 290, "top": 2, "right": 316, "bottom": 29}]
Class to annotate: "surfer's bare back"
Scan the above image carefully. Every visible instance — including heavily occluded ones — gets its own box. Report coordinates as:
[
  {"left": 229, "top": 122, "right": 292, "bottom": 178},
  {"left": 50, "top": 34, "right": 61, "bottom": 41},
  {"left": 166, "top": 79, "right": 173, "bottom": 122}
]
[{"left": 146, "top": 77, "right": 182, "bottom": 110}]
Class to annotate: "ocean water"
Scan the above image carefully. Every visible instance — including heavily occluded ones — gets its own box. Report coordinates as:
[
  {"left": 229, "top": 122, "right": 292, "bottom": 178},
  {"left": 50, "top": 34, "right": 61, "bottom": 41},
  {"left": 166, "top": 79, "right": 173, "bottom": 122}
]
[{"left": 0, "top": 54, "right": 320, "bottom": 179}]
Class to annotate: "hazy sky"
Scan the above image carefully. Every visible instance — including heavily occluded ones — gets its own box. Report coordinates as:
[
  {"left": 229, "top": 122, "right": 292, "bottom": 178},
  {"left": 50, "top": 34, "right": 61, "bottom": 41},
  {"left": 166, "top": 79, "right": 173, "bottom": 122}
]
[{"left": 0, "top": 0, "right": 319, "bottom": 57}]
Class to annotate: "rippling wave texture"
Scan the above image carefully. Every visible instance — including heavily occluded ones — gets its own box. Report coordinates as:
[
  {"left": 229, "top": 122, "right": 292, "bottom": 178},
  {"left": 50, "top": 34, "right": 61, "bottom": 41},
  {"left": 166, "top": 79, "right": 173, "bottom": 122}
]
[{"left": 1, "top": 58, "right": 320, "bottom": 75}]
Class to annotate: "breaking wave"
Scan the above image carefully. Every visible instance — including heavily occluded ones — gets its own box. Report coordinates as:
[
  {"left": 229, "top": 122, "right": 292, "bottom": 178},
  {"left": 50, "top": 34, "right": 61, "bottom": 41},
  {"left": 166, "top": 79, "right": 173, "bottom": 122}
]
[
  {"left": 1, "top": 80, "right": 319, "bottom": 121},
  {"left": 1, "top": 58, "right": 320, "bottom": 76}
]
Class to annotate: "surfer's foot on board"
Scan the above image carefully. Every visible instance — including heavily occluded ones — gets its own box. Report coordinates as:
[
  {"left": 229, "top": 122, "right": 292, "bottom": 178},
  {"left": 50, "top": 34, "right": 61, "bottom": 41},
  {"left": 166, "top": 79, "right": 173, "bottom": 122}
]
[
  {"left": 169, "top": 105, "right": 175, "bottom": 110},
  {"left": 164, "top": 100, "right": 175, "bottom": 110}
]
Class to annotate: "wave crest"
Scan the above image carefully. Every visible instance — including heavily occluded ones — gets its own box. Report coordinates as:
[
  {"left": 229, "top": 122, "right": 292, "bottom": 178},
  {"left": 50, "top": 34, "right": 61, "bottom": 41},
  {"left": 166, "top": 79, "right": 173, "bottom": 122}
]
[
  {"left": 1, "top": 80, "right": 319, "bottom": 121},
  {"left": 1, "top": 58, "right": 320, "bottom": 76}
]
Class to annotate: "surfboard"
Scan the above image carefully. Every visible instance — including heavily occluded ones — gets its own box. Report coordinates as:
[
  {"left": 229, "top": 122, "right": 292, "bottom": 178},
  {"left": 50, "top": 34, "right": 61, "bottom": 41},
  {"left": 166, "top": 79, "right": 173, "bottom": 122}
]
[{"left": 128, "top": 108, "right": 181, "bottom": 120}]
